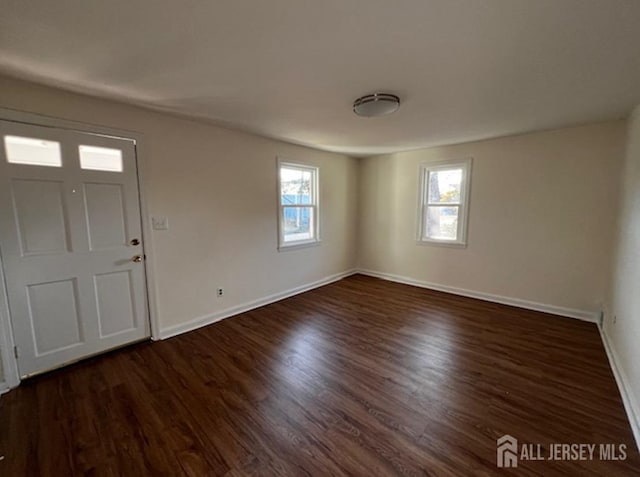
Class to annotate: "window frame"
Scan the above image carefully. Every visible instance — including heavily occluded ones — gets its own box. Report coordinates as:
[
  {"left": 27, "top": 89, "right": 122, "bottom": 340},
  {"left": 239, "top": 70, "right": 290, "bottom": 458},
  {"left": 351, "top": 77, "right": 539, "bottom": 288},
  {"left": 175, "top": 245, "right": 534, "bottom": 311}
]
[
  {"left": 417, "top": 158, "right": 472, "bottom": 247},
  {"left": 277, "top": 158, "right": 320, "bottom": 250}
]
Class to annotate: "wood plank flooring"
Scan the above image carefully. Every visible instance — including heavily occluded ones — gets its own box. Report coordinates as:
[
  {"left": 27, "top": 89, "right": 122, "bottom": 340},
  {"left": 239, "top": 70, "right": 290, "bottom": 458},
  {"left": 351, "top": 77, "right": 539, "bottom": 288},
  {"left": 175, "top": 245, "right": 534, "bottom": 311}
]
[{"left": 0, "top": 274, "right": 638, "bottom": 476}]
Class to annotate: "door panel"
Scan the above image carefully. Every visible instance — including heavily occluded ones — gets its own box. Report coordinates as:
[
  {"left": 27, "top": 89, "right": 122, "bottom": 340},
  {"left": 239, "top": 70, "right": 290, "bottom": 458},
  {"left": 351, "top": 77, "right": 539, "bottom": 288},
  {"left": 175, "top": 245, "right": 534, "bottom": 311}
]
[
  {"left": 83, "top": 182, "right": 128, "bottom": 250},
  {"left": 94, "top": 270, "right": 137, "bottom": 337},
  {"left": 11, "top": 178, "right": 70, "bottom": 256},
  {"left": 28, "top": 278, "right": 83, "bottom": 355},
  {"left": 0, "top": 120, "right": 149, "bottom": 377}
]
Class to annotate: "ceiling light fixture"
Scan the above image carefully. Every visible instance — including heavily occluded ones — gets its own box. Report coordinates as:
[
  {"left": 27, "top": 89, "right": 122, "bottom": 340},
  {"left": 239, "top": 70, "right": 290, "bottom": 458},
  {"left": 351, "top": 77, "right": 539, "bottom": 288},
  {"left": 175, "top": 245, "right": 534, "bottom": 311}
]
[{"left": 353, "top": 92, "right": 400, "bottom": 117}]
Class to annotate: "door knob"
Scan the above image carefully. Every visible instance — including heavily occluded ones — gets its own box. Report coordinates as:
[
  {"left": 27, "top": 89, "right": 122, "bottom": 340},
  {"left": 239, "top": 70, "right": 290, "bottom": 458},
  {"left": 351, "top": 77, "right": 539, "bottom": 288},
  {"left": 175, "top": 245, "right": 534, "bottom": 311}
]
[
  {"left": 132, "top": 255, "right": 143, "bottom": 263},
  {"left": 130, "top": 238, "right": 140, "bottom": 246}
]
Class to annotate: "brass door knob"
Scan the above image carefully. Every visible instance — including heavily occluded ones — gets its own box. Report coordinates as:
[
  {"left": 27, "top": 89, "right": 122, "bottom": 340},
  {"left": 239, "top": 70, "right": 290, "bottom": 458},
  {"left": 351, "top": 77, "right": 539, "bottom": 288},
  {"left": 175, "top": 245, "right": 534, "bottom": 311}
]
[
  {"left": 130, "top": 238, "right": 140, "bottom": 246},
  {"left": 132, "top": 255, "right": 143, "bottom": 263}
]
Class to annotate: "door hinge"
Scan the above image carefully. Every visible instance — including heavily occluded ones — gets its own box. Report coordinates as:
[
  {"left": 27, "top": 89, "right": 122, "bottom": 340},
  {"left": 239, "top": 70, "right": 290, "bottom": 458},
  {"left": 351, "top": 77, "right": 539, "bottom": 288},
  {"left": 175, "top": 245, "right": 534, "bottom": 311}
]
[{"left": 13, "top": 346, "right": 18, "bottom": 359}]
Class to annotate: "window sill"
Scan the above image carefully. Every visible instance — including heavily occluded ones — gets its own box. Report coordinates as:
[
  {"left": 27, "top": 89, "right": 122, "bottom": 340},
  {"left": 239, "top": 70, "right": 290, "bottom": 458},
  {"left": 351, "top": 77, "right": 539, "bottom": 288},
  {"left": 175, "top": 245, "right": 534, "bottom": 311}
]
[
  {"left": 278, "top": 240, "right": 322, "bottom": 252},
  {"left": 416, "top": 239, "right": 467, "bottom": 249}
]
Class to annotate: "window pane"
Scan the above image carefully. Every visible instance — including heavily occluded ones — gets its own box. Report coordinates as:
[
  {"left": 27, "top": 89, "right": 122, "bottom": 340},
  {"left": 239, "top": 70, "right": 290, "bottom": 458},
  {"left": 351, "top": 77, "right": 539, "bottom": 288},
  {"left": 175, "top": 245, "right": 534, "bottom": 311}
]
[
  {"left": 281, "top": 167, "right": 313, "bottom": 205},
  {"left": 426, "top": 206, "right": 458, "bottom": 240},
  {"left": 428, "top": 169, "right": 462, "bottom": 204},
  {"left": 4, "top": 135, "right": 62, "bottom": 167},
  {"left": 79, "top": 145, "right": 123, "bottom": 172},
  {"left": 283, "top": 207, "right": 314, "bottom": 242}
]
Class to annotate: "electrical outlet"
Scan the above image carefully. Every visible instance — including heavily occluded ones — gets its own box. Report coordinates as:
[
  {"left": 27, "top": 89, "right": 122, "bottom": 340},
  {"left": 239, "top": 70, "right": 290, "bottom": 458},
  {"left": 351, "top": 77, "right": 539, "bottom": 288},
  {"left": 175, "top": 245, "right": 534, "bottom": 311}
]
[
  {"left": 613, "top": 315, "right": 617, "bottom": 325},
  {"left": 217, "top": 288, "right": 224, "bottom": 297}
]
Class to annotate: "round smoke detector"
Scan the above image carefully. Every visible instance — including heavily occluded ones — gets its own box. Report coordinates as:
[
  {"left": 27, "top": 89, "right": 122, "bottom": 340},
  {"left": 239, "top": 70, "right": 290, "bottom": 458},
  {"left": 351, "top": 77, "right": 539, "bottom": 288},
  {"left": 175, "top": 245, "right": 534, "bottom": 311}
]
[{"left": 353, "top": 92, "right": 400, "bottom": 117}]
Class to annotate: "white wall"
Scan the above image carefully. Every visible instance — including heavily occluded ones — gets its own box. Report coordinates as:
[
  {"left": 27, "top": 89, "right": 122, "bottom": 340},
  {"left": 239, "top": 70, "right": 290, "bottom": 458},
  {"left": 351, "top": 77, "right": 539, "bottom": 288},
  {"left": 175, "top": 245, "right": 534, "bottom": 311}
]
[
  {"left": 0, "top": 76, "right": 359, "bottom": 383},
  {"left": 358, "top": 122, "right": 625, "bottom": 316},
  {"left": 604, "top": 104, "right": 640, "bottom": 441}
]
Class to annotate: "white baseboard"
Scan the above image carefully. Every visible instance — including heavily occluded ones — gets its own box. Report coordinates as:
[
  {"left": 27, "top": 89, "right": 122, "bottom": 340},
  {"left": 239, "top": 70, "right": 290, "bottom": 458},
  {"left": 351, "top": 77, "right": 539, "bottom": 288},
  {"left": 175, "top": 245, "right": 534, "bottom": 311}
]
[
  {"left": 357, "top": 269, "right": 600, "bottom": 323},
  {"left": 599, "top": 325, "right": 640, "bottom": 452},
  {"left": 159, "top": 269, "right": 358, "bottom": 339}
]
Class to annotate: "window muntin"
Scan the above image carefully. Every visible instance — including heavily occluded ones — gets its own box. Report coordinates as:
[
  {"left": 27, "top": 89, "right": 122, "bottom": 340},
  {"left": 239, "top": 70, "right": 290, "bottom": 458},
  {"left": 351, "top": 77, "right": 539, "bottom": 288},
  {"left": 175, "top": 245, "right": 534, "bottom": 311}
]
[
  {"left": 419, "top": 159, "right": 471, "bottom": 245},
  {"left": 278, "top": 162, "right": 319, "bottom": 248}
]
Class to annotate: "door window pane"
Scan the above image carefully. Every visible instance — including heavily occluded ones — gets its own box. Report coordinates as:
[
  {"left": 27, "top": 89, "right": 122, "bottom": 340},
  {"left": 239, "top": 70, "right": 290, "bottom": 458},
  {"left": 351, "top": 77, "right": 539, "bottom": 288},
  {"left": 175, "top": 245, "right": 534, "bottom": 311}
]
[
  {"left": 79, "top": 145, "right": 123, "bottom": 172},
  {"left": 4, "top": 135, "right": 62, "bottom": 167},
  {"left": 426, "top": 206, "right": 459, "bottom": 241}
]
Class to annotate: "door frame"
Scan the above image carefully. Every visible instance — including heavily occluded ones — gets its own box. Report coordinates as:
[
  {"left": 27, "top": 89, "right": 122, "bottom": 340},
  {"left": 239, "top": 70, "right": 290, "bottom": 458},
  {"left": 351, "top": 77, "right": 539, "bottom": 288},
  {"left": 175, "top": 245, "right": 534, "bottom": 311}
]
[{"left": 0, "top": 107, "right": 161, "bottom": 392}]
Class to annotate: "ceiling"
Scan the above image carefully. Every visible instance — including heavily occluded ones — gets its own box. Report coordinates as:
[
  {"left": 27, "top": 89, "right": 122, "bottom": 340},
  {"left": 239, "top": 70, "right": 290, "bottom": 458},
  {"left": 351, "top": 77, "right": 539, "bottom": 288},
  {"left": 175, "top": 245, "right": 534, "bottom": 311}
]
[{"left": 1, "top": 0, "right": 640, "bottom": 156}]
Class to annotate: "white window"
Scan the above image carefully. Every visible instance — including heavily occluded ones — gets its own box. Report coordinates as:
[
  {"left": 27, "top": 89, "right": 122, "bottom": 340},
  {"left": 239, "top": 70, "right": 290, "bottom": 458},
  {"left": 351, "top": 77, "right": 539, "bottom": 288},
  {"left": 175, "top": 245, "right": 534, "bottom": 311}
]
[
  {"left": 418, "top": 158, "right": 472, "bottom": 246},
  {"left": 278, "top": 160, "right": 319, "bottom": 249}
]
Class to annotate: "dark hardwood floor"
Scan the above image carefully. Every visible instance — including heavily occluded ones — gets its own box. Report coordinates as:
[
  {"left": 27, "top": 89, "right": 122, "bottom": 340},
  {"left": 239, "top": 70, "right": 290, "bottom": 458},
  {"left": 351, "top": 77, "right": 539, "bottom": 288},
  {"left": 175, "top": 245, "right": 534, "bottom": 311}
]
[{"left": 0, "top": 274, "right": 638, "bottom": 476}]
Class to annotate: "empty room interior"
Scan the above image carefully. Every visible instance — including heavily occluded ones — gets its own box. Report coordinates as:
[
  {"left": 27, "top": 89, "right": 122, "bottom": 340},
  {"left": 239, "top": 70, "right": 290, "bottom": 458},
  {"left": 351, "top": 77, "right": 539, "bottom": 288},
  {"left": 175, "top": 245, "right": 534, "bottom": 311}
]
[{"left": 1, "top": 1, "right": 640, "bottom": 475}]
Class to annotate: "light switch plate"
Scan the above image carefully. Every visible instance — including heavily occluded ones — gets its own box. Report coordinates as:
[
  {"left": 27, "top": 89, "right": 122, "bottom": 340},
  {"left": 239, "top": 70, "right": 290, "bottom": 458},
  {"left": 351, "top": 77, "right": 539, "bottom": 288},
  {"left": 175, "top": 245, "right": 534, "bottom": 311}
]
[{"left": 151, "top": 216, "right": 169, "bottom": 230}]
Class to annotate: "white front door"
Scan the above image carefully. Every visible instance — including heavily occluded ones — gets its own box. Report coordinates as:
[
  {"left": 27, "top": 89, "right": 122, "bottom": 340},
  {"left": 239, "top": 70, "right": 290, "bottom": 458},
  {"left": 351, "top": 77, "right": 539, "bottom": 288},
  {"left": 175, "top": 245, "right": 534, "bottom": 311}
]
[{"left": 0, "top": 120, "right": 150, "bottom": 378}]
